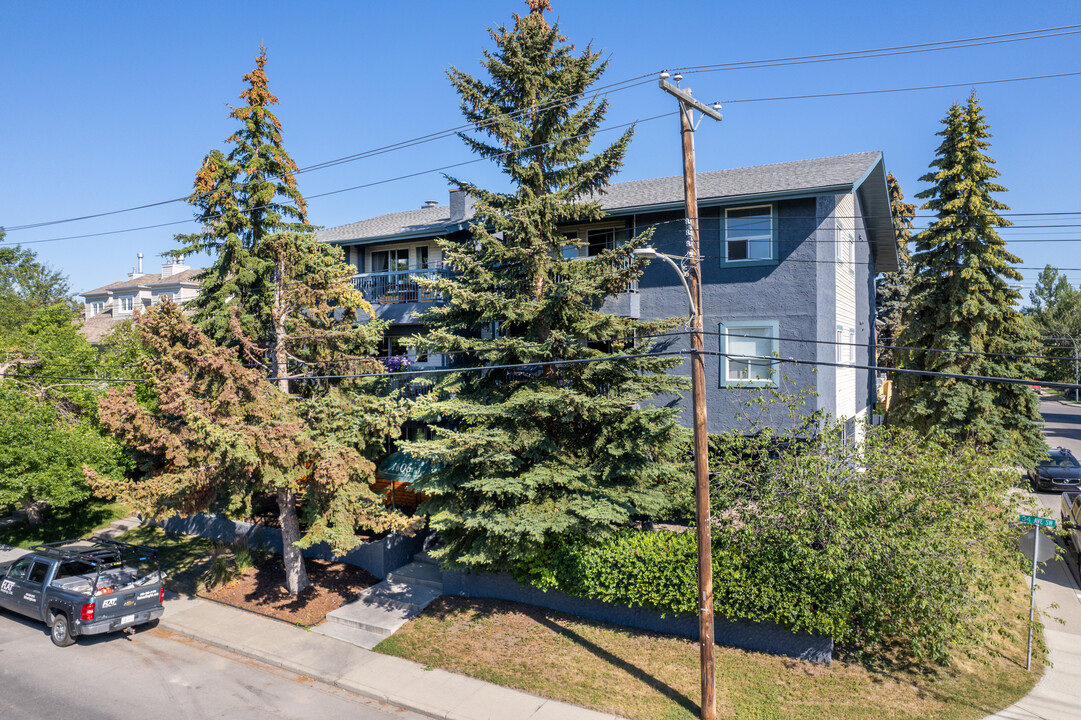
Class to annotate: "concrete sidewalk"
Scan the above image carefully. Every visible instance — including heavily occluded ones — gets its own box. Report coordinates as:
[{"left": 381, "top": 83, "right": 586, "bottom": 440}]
[
  {"left": 984, "top": 541, "right": 1081, "bottom": 719},
  {"left": 159, "top": 594, "right": 621, "bottom": 720}
]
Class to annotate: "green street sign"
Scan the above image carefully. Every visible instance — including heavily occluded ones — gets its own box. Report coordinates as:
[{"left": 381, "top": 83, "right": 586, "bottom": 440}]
[{"left": 1019, "top": 514, "right": 1056, "bottom": 529}]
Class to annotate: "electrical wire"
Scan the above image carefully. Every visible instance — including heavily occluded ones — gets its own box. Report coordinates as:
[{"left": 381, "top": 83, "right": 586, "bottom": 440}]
[{"left": 6, "top": 23, "right": 1081, "bottom": 239}]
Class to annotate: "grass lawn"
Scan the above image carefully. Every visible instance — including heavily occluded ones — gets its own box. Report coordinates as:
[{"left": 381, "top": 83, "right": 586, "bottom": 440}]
[
  {"left": 376, "top": 595, "right": 1040, "bottom": 720},
  {"left": 118, "top": 526, "right": 220, "bottom": 595},
  {"left": 0, "top": 500, "right": 130, "bottom": 549}
]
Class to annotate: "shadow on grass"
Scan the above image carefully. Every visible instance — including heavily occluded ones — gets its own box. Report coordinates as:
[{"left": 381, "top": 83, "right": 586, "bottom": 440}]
[
  {"left": 0, "top": 501, "right": 129, "bottom": 549},
  {"left": 116, "top": 526, "right": 218, "bottom": 595},
  {"left": 534, "top": 614, "right": 699, "bottom": 717}
]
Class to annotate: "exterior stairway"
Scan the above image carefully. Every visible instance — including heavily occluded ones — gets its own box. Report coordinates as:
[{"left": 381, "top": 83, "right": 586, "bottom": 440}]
[{"left": 312, "top": 552, "right": 443, "bottom": 649}]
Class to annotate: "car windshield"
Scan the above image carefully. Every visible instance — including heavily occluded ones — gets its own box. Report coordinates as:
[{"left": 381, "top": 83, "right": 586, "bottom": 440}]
[{"left": 1042, "top": 453, "right": 1081, "bottom": 468}]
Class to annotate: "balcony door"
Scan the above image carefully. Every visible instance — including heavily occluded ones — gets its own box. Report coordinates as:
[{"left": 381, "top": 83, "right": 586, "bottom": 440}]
[{"left": 370, "top": 249, "right": 410, "bottom": 273}]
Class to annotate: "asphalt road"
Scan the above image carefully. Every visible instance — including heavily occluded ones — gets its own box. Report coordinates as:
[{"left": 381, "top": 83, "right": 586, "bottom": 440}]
[
  {"left": 1033, "top": 395, "right": 1081, "bottom": 515},
  {"left": 0, "top": 614, "right": 424, "bottom": 720}
]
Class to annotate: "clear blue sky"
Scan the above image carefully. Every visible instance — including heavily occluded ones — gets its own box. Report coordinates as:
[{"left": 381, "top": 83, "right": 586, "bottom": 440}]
[{"left": 2, "top": 1, "right": 1079, "bottom": 297}]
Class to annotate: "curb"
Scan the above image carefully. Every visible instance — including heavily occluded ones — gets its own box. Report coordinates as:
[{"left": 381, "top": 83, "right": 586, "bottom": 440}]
[{"left": 157, "top": 612, "right": 440, "bottom": 720}]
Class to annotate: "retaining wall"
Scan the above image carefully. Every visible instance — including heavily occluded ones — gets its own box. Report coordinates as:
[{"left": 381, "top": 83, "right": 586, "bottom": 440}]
[
  {"left": 157, "top": 513, "right": 425, "bottom": 579},
  {"left": 443, "top": 569, "right": 833, "bottom": 663}
]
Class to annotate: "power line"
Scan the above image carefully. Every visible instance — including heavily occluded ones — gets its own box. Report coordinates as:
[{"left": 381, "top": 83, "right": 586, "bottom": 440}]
[
  {"left": 4, "top": 75, "right": 658, "bottom": 234},
  {"left": 715, "top": 71, "right": 1081, "bottom": 106},
  {"left": 677, "top": 25, "right": 1081, "bottom": 75},
  {"left": 704, "top": 351, "right": 1081, "bottom": 391},
  {"left": 9, "top": 111, "right": 677, "bottom": 247},
  {"left": 7, "top": 24, "right": 1081, "bottom": 239}
]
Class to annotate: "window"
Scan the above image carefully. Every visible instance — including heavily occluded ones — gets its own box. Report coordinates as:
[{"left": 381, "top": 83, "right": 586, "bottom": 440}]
[
  {"left": 119, "top": 296, "right": 134, "bottom": 313},
  {"left": 848, "top": 329, "right": 855, "bottom": 363},
  {"left": 378, "top": 335, "right": 407, "bottom": 358},
  {"left": 28, "top": 562, "right": 48, "bottom": 584},
  {"left": 416, "top": 246, "right": 430, "bottom": 269},
  {"left": 587, "top": 228, "right": 615, "bottom": 256},
  {"left": 836, "top": 327, "right": 844, "bottom": 363},
  {"left": 371, "top": 249, "right": 409, "bottom": 273},
  {"left": 154, "top": 292, "right": 174, "bottom": 304},
  {"left": 87, "top": 301, "right": 104, "bottom": 317},
  {"left": 6, "top": 557, "right": 30, "bottom": 580},
  {"left": 725, "top": 206, "right": 773, "bottom": 262},
  {"left": 721, "top": 321, "right": 778, "bottom": 385}
]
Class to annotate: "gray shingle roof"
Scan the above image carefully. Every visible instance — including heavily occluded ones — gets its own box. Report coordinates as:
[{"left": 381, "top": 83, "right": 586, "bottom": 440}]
[
  {"left": 81, "top": 267, "right": 203, "bottom": 297},
  {"left": 316, "top": 152, "right": 884, "bottom": 244},
  {"left": 314, "top": 151, "right": 896, "bottom": 272}
]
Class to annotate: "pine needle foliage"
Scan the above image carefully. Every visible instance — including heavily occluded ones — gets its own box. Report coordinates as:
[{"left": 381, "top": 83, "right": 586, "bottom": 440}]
[
  {"left": 88, "top": 304, "right": 417, "bottom": 561},
  {"left": 406, "top": 5, "right": 689, "bottom": 571},
  {"left": 874, "top": 173, "right": 915, "bottom": 368},
  {"left": 160, "top": 49, "right": 406, "bottom": 594},
  {"left": 894, "top": 92, "right": 1045, "bottom": 465}
]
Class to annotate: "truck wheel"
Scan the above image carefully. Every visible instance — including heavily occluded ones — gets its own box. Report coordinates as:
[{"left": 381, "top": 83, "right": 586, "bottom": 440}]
[{"left": 50, "top": 613, "right": 75, "bottom": 647}]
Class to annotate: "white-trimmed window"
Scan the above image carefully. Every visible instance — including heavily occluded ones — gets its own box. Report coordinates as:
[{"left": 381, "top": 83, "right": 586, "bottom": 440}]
[
  {"left": 848, "top": 329, "right": 856, "bottom": 363},
  {"left": 721, "top": 321, "right": 778, "bottom": 385},
  {"left": 154, "top": 292, "right": 174, "bottom": 304},
  {"left": 87, "top": 301, "right": 104, "bottom": 317},
  {"left": 836, "top": 327, "right": 844, "bottom": 363},
  {"left": 725, "top": 206, "right": 773, "bottom": 262},
  {"left": 118, "top": 296, "right": 134, "bottom": 314}
]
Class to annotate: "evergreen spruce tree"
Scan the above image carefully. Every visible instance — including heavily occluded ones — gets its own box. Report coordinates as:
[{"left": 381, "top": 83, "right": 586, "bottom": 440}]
[
  {"left": 874, "top": 173, "right": 915, "bottom": 368},
  {"left": 407, "top": 2, "right": 689, "bottom": 570},
  {"left": 894, "top": 92, "right": 1045, "bottom": 464},
  {"left": 168, "top": 49, "right": 400, "bottom": 594}
]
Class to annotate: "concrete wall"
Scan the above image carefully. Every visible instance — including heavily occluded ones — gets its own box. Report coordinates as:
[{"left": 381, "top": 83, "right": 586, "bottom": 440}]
[
  {"left": 443, "top": 568, "right": 833, "bottom": 663},
  {"left": 157, "top": 513, "right": 426, "bottom": 580}
]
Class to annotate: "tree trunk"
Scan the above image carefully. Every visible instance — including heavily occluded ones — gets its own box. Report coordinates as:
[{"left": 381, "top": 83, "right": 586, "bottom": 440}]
[
  {"left": 276, "top": 487, "right": 310, "bottom": 595},
  {"left": 21, "top": 499, "right": 48, "bottom": 528}
]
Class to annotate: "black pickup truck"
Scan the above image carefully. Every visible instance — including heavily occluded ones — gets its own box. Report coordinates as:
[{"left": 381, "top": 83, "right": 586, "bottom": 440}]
[{"left": 0, "top": 538, "right": 165, "bottom": 646}]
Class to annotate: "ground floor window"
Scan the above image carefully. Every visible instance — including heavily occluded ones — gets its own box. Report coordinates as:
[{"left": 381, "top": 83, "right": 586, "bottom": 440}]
[{"left": 720, "top": 320, "right": 778, "bottom": 386}]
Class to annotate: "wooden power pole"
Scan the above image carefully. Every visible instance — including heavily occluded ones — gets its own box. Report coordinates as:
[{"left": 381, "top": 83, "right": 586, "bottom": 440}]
[{"left": 659, "top": 73, "right": 722, "bottom": 720}]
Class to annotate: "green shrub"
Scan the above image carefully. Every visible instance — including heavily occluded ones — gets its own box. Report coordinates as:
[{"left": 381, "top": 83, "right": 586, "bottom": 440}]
[{"left": 515, "top": 421, "right": 1033, "bottom": 665}]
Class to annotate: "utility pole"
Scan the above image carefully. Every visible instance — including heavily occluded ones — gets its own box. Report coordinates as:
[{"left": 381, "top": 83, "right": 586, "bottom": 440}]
[{"left": 659, "top": 72, "right": 723, "bottom": 720}]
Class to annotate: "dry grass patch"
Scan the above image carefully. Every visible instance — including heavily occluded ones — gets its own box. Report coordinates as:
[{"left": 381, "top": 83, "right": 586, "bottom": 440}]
[{"left": 376, "top": 595, "right": 1040, "bottom": 720}]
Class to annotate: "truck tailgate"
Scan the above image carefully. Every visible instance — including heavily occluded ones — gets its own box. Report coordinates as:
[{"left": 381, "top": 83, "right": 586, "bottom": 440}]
[{"left": 95, "top": 583, "right": 163, "bottom": 621}]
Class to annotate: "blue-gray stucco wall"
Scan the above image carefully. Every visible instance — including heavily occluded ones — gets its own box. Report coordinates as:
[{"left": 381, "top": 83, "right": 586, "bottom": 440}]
[{"left": 633, "top": 197, "right": 827, "bottom": 435}]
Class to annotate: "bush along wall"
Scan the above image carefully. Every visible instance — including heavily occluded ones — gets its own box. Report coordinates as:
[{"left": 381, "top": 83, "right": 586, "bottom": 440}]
[
  {"left": 512, "top": 529, "right": 843, "bottom": 645},
  {"left": 514, "top": 422, "right": 1033, "bottom": 666}
]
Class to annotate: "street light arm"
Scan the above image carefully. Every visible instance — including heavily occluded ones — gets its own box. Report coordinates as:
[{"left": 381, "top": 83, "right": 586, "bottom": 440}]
[{"left": 633, "top": 248, "right": 697, "bottom": 325}]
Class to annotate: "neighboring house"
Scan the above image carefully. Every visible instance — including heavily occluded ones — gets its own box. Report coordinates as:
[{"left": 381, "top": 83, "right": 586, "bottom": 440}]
[
  {"left": 316, "top": 151, "right": 897, "bottom": 435},
  {"left": 79, "top": 255, "right": 201, "bottom": 345}
]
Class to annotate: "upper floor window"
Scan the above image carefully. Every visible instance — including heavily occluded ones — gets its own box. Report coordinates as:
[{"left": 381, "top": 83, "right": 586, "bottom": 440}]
[
  {"left": 725, "top": 206, "right": 773, "bottom": 262},
  {"left": 119, "top": 296, "right": 134, "bottom": 313},
  {"left": 154, "top": 292, "right": 174, "bottom": 304},
  {"left": 87, "top": 301, "right": 104, "bottom": 317}
]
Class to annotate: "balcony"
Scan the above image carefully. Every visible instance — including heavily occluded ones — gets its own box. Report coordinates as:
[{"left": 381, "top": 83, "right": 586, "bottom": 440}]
[{"left": 352, "top": 265, "right": 449, "bottom": 305}]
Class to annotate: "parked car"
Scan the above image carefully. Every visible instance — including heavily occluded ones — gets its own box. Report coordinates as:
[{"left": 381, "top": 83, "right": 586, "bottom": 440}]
[
  {"left": 0, "top": 538, "right": 164, "bottom": 647},
  {"left": 1027, "top": 447, "right": 1081, "bottom": 493}
]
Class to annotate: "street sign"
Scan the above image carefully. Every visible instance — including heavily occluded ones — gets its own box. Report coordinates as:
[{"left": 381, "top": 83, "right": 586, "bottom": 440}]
[
  {"left": 1019, "top": 514, "right": 1056, "bottom": 529},
  {"left": 1019, "top": 528, "right": 1056, "bottom": 564}
]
